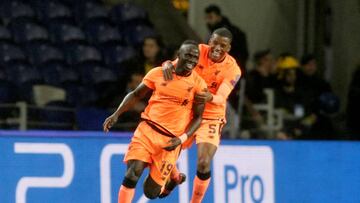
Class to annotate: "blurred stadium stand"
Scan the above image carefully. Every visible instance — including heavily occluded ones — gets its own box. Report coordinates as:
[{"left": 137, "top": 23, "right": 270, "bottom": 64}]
[
  {"left": 0, "top": 0, "right": 157, "bottom": 130},
  {"left": 0, "top": 0, "right": 290, "bottom": 135}
]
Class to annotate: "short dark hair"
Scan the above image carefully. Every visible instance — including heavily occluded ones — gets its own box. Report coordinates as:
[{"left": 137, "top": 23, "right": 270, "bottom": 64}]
[
  {"left": 212, "top": 27, "right": 233, "bottom": 41},
  {"left": 254, "top": 49, "right": 271, "bottom": 65},
  {"left": 182, "top": 39, "right": 198, "bottom": 46},
  {"left": 301, "top": 54, "right": 316, "bottom": 65},
  {"left": 205, "top": 4, "right": 221, "bottom": 15}
]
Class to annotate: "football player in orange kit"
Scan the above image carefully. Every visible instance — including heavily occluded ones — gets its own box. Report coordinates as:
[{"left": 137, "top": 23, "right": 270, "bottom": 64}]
[
  {"left": 103, "top": 40, "right": 208, "bottom": 203},
  {"left": 160, "top": 28, "right": 242, "bottom": 202}
]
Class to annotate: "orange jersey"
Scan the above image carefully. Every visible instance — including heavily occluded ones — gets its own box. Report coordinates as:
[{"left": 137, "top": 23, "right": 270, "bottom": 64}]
[
  {"left": 141, "top": 67, "right": 207, "bottom": 136},
  {"left": 195, "top": 44, "right": 241, "bottom": 119}
]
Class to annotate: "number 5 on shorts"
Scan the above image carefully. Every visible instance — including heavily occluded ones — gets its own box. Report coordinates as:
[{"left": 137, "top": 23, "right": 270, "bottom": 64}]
[{"left": 208, "top": 123, "right": 224, "bottom": 134}]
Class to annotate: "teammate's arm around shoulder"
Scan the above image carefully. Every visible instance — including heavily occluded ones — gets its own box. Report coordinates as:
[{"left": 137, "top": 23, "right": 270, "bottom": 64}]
[
  {"left": 161, "top": 59, "right": 178, "bottom": 81},
  {"left": 103, "top": 83, "right": 152, "bottom": 132}
]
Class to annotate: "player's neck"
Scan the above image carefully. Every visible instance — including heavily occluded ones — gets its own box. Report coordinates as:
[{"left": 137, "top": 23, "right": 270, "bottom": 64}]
[{"left": 175, "top": 67, "right": 191, "bottom": 77}]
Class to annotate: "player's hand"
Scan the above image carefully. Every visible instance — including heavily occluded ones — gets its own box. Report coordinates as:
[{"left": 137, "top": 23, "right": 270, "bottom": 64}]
[
  {"left": 162, "top": 61, "right": 174, "bottom": 81},
  {"left": 195, "top": 91, "right": 212, "bottom": 104},
  {"left": 163, "top": 137, "right": 181, "bottom": 151},
  {"left": 103, "top": 114, "right": 118, "bottom": 133}
]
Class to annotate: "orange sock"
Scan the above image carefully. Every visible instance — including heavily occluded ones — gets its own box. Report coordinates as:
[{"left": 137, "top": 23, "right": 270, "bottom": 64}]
[
  {"left": 190, "top": 176, "right": 211, "bottom": 203},
  {"left": 118, "top": 185, "right": 135, "bottom": 203}
]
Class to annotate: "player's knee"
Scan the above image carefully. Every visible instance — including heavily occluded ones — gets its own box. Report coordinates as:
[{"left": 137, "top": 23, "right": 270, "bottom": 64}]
[
  {"left": 133, "top": 166, "right": 144, "bottom": 177},
  {"left": 122, "top": 177, "right": 137, "bottom": 188},
  {"left": 143, "top": 188, "right": 160, "bottom": 199},
  {"left": 125, "top": 167, "right": 142, "bottom": 182},
  {"left": 197, "top": 157, "right": 211, "bottom": 173}
]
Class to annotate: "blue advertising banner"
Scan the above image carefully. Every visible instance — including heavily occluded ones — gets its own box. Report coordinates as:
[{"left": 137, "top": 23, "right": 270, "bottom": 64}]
[{"left": 0, "top": 131, "right": 360, "bottom": 203}]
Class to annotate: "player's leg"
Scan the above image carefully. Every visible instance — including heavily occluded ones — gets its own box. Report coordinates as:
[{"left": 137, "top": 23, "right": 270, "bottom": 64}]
[
  {"left": 145, "top": 140, "right": 182, "bottom": 199},
  {"left": 142, "top": 174, "right": 162, "bottom": 199},
  {"left": 118, "top": 160, "right": 147, "bottom": 203},
  {"left": 158, "top": 165, "right": 186, "bottom": 198},
  {"left": 190, "top": 120, "right": 223, "bottom": 203},
  {"left": 190, "top": 142, "right": 217, "bottom": 203},
  {"left": 158, "top": 135, "right": 195, "bottom": 198},
  {"left": 120, "top": 122, "right": 154, "bottom": 203}
]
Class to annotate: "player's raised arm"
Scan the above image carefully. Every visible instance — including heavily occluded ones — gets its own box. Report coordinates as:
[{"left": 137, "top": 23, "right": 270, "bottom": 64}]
[{"left": 103, "top": 83, "right": 152, "bottom": 132}]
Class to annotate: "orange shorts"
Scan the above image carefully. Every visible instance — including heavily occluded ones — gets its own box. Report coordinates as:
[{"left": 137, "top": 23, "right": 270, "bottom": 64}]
[
  {"left": 193, "top": 119, "right": 225, "bottom": 147},
  {"left": 124, "top": 121, "right": 181, "bottom": 186}
]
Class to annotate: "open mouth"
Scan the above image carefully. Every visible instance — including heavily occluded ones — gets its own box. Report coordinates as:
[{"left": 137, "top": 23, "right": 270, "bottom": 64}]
[
  {"left": 211, "top": 50, "right": 222, "bottom": 59},
  {"left": 185, "top": 62, "right": 195, "bottom": 70}
]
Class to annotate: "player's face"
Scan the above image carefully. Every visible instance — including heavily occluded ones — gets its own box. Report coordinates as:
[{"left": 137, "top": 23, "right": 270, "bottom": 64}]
[
  {"left": 208, "top": 34, "right": 231, "bottom": 62},
  {"left": 178, "top": 45, "right": 199, "bottom": 72}
]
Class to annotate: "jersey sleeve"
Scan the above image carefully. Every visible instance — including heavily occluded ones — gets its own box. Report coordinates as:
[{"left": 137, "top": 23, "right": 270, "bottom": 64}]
[
  {"left": 161, "top": 58, "right": 178, "bottom": 67},
  {"left": 142, "top": 67, "right": 160, "bottom": 90},
  {"left": 209, "top": 63, "right": 241, "bottom": 105},
  {"left": 223, "top": 63, "right": 242, "bottom": 89}
]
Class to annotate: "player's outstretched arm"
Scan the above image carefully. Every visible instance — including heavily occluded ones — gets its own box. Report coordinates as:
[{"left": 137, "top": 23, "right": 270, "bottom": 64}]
[
  {"left": 103, "top": 83, "right": 152, "bottom": 132},
  {"left": 163, "top": 100, "right": 205, "bottom": 151}
]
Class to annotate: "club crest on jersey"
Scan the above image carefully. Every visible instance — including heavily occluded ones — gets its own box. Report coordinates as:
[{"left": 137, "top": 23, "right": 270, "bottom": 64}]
[
  {"left": 210, "top": 82, "right": 218, "bottom": 89},
  {"left": 181, "top": 99, "right": 189, "bottom": 106}
]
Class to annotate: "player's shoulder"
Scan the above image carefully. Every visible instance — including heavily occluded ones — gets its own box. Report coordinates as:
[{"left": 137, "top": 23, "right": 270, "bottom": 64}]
[
  {"left": 224, "top": 54, "right": 238, "bottom": 67},
  {"left": 224, "top": 54, "right": 241, "bottom": 73},
  {"left": 198, "top": 44, "right": 210, "bottom": 52},
  {"left": 145, "top": 66, "right": 163, "bottom": 77}
]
